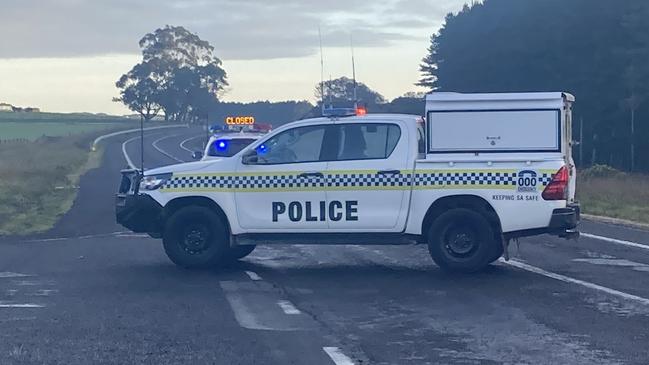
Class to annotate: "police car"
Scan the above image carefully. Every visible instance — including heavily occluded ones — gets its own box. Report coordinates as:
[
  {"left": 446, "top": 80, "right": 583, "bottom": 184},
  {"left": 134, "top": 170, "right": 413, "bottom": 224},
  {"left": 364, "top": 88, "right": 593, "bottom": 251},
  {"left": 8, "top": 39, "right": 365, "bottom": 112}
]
[
  {"left": 192, "top": 131, "right": 266, "bottom": 160},
  {"left": 116, "top": 92, "right": 580, "bottom": 272}
]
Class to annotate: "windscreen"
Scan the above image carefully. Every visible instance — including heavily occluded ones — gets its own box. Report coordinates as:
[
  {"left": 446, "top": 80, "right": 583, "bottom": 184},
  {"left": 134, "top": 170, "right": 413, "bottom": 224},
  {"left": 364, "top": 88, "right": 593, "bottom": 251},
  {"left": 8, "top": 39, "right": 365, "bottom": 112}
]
[{"left": 208, "top": 138, "right": 257, "bottom": 157}]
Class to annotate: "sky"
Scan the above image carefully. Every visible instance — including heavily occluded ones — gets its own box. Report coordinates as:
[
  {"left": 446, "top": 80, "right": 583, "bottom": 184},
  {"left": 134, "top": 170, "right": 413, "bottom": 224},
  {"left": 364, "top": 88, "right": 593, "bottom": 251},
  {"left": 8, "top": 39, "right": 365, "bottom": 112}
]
[{"left": 0, "top": 0, "right": 467, "bottom": 115}]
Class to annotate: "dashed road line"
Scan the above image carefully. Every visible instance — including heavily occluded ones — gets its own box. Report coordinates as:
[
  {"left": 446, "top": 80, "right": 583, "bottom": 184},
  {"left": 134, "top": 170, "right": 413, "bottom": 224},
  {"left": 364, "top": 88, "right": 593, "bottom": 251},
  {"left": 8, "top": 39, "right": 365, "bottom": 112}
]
[
  {"left": 502, "top": 259, "right": 649, "bottom": 306},
  {"left": 0, "top": 272, "right": 30, "bottom": 278},
  {"left": 323, "top": 347, "right": 355, "bottom": 365},
  {"left": 277, "top": 300, "right": 301, "bottom": 315},
  {"left": 581, "top": 232, "right": 649, "bottom": 251},
  {"left": 0, "top": 303, "right": 44, "bottom": 308},
  {"left": 573, "top": 258, "right": 649, "bottom": 272},
  {"left": 152, "top": 134, "right": 186, "bottom": 163},
  {"left": 245, "top": 271, "right": 263, "bottom": 281}
]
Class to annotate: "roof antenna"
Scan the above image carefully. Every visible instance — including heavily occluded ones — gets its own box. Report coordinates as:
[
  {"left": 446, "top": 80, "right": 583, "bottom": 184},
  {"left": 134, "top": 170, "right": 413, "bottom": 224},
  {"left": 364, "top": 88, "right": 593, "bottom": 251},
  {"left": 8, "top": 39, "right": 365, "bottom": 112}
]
[
  {"left": 318, "top": 26, "right": 325, "bottom": 115},
  {"left": 350, "top": 34, "right": 357, "bottom": 108},
  {"left": 139, "top": 115, "right": 145, "bottom": 173}
]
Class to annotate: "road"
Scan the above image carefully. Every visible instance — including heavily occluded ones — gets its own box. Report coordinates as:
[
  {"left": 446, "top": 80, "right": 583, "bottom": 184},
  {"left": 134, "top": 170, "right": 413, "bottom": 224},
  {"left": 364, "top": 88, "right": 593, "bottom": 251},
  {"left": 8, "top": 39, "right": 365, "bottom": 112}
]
[{"left": 2, "top": 127, "right": 649, "bottom": 364}]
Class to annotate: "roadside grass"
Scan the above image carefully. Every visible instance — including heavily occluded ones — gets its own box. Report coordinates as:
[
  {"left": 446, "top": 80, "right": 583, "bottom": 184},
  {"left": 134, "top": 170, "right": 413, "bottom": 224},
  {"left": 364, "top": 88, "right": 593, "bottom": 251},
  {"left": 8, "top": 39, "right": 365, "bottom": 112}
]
[
  {"left": 577, "top": 166, "right": 649, "bottom": 224},
  {"left": 0, "top": 133, "right": 107, "bottom": 236},
  {"left": 0, "top": 121, "right": 128, "bottom": 141}
]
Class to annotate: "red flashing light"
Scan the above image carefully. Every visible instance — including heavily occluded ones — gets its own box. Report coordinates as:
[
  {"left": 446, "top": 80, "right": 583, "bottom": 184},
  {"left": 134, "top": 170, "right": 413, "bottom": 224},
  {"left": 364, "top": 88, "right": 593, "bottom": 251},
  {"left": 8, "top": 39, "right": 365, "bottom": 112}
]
[
  {"left": 542, "top": 166, "right": 569, "bottom": 200},
  {"left": 356, "top": 106, "right": 367, "bottom": 116}
]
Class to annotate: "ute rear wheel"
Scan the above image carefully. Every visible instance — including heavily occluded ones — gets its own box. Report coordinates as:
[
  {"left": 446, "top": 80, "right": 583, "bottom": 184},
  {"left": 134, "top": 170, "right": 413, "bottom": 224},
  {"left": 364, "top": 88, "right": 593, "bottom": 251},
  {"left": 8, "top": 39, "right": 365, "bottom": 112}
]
[
  {"left": 162, "top": 206, "right": 229, "bottom": 269},
  {"left": 427, "top": 208, "right": 496, "bottom": 273}
]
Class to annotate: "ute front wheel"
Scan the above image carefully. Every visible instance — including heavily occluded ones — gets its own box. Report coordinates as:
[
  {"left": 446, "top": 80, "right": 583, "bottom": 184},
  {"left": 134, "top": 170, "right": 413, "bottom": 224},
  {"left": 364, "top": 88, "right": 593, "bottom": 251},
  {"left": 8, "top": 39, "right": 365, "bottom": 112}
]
[{"left": 162, "top": 206, "right": 229, "bottom": 269}]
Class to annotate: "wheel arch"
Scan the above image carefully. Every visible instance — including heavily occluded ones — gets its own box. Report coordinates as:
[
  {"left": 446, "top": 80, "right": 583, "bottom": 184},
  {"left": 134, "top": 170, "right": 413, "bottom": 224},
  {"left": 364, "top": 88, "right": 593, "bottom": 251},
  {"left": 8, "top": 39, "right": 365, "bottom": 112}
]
[
  {"left": 421, "top": 195, "right": 502, "bottom": 238},
  {"left": 163, "top": 196, "right": 231, "bottom": 234}
]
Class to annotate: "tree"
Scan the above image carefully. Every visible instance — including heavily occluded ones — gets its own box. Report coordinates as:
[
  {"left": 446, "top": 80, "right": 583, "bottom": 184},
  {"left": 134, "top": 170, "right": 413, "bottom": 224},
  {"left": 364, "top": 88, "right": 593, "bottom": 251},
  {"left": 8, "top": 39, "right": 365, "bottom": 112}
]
[
  {"left": 115, "top": 25, "right": 227, "bottom": 123},
  {"left": 113, "top": 61, "right": 162, "bottom": 122},
  {"left": 314, "top": 76, "right": 385, "bottom": 106},
  {"left": 418, "top": 0, "right": 649, "bottom": 172}
]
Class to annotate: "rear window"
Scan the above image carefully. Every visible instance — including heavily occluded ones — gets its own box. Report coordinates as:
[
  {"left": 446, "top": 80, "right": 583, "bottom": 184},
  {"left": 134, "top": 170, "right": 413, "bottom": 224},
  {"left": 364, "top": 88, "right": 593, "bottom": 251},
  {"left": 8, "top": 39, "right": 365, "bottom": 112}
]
[
  {"left": 208, "top": 138, "right": 257, "bottom": 157},
  {"left": 334, "top": 123, "right": 401, "bottom": 161}
]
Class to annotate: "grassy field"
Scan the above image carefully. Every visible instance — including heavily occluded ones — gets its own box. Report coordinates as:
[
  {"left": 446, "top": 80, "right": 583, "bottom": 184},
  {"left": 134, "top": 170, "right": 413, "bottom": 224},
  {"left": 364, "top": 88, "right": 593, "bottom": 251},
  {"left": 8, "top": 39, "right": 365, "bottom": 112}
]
[
  {"left": 0, "top": 121, "right": 124, "bottom": 141},
  {"left": 0, "top": 112, "right": 134, "bottom": 141},
  {"left": 577, "top": 166, "right": 649, "bottom": 224},
  {"left": 0, "top": 133, "right": 105, "bottom": 235}
]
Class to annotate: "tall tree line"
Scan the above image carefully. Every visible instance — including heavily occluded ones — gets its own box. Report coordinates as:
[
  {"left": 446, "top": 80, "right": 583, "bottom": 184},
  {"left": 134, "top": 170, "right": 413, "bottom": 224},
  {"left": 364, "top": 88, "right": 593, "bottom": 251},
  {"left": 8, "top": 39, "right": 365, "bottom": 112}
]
[{"left": 419, "top": 0, "right": 649, "bottom": 172}]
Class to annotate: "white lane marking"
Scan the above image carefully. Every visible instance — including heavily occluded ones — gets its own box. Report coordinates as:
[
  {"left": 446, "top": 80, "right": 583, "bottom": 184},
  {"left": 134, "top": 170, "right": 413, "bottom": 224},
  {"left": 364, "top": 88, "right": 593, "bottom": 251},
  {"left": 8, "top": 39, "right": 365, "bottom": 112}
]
[
  {"left": 0, "top": 272, "right": 30, "bottom": 278},
  {"left": 121, "top": 135, "right": 140, "bottom": 169},
  {"left": 502, "top": 259, "right": 649, "bottom": 306},
  {"left": 114, "top": 233, "right": 150, "bottom": 238},
  {"left": 93, "top": 124, "right": 187, "bottom": 149},
  {"left": 581, "top": 232, "right": 649, "bottom": 251},
  {"left": 180, "top": 134, "right": 204, "bottom": 153},
  {"left": 0, "top": 303, "right": 44, "bottom": 308},
  {"left": 220, "top": 285, "right": 275, "bottom": 331},
  {"left": 277, "top": 300, "right": 301, "bottom": 315},
  {"left": 245, "top": 271, "right": 263, "bottom": 281},
  {"left": 573, "top": 258, "right": 649, "bottom": 272},
  {"left": 23, "top": 232, "right": 129, "bottom": 243},
  {"left": 323, "top": 347, "right": 355, "bottom": 365},
  {"left": 152, "top": 134, "right": 186, "bottom": 163}
]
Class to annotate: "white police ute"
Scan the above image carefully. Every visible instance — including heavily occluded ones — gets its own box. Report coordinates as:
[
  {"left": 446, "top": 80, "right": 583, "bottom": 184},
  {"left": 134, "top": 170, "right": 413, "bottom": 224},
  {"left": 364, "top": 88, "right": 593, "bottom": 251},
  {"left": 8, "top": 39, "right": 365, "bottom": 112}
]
[{"left": 116, "top": 92, "right": 580, "bottom": 272}]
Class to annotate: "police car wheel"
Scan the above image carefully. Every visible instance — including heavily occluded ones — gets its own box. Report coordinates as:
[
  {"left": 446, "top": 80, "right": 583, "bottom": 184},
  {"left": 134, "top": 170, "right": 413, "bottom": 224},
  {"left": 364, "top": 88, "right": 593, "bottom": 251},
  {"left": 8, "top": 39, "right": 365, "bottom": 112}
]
[
  {"left": 228, "top": 245, "right": 256, "bottom": 260},
  {"left": 162, "top": 206, "right": 229, "bottom": 269},
  {"left": 427, "top": 208, "right": 495, "bottom": 273}
]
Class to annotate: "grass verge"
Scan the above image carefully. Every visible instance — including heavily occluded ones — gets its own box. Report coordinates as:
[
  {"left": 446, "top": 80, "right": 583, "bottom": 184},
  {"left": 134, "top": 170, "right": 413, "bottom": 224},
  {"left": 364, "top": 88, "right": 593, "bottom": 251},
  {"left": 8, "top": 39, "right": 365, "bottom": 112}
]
[
  {"left": 577, "top": 166, "right": 649, "bottom": 225},
  {"left": 0, "top": 133, "right": 107, "bottom": 236}
]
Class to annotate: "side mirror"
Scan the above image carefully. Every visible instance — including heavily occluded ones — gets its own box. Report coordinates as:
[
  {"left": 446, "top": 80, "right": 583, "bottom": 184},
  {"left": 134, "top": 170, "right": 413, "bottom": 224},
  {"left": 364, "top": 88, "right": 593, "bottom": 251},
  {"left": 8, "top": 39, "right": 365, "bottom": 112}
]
[
  {"left": 191, "top": 151, "right": 204, "bottom": 160},
  {"left": 242, "top": 150, "right": 259, "bottom": 165}
]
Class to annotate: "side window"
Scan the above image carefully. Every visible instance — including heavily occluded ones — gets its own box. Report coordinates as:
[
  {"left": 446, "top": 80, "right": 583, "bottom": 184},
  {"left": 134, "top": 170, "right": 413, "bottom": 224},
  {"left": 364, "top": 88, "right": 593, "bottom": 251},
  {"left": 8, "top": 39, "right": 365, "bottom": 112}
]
[
  {"left": 256, "top": 125, "right": 326, "bottom": 164},
  {"left": 335, "top": 123, "right": 401, "bottom": 161}
]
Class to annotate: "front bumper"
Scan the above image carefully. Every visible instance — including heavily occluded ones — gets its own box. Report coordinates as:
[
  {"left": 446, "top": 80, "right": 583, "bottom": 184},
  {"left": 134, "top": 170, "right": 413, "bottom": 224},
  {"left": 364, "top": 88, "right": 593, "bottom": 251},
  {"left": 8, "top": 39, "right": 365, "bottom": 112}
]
[{"left": 115, "top": 193, "right": 163, "bottom": 234}]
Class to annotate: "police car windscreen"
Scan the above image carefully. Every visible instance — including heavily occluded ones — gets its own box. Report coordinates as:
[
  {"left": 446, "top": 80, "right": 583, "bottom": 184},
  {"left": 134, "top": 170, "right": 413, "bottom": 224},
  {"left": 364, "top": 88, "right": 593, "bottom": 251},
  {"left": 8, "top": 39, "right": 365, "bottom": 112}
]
[{"left": 208, "top": 138, "right": 257, "bottom": 157}]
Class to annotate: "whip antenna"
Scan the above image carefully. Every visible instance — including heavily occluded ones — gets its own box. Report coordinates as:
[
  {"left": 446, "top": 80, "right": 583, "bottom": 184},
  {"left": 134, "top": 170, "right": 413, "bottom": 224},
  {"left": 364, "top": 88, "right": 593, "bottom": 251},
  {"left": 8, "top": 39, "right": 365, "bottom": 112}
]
[
  {"left": 351, "top": 34, "right": 357, "bottom": 106},
  {"left": 318, "top": 26, "right": 325, "bottom": 114}
]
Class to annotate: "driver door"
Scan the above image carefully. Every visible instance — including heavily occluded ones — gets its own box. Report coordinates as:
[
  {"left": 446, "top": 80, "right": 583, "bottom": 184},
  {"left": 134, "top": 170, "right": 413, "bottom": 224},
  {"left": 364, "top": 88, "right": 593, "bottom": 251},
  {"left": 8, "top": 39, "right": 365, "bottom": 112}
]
[{"left": 235, "top": 123, "right": 332, "bottom": 231}]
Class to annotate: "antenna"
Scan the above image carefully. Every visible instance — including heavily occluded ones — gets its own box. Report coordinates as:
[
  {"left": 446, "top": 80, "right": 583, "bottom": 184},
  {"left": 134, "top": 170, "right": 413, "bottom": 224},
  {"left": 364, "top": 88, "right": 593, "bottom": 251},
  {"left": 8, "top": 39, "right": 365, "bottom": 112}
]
[
  {"left": 350, "top": 34, "right": 357, "bottom": 106},
  {"left": 139, "top": 115, "right": 145, "bottom": 172},
  {"left": 318, "top": 26, "right": 325, "bottom": 114}
]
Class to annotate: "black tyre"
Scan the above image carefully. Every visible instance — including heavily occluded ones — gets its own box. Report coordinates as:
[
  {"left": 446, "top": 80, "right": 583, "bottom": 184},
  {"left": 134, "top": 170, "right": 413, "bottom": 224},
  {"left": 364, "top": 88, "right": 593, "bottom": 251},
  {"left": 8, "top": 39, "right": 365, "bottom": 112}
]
[
  {"left": 427, "top": 208, "right": 496, "bottom": 273},
  {"left": 487, "top": 242, "right": 504, "bottom": 264},
  {"left": 162, "top": 206, "right": 229, "bottom": 268},
  {"left": 227, "top": 245, "right": 256, "bottom": 260}
]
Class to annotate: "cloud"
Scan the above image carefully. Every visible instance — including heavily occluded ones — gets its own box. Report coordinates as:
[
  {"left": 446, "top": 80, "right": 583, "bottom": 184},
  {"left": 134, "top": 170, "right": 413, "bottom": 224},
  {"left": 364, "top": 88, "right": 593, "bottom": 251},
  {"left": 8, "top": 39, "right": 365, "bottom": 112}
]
[{"left": 0, "top": 0, "right": 466, "bottom": 60}]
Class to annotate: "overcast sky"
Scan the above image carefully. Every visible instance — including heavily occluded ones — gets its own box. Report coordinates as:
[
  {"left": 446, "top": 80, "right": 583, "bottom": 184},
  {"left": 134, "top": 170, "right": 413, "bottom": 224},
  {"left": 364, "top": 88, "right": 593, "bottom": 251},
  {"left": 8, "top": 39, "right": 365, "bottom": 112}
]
[{"left": 0, "top": 0, "right": 467, "bottom": 114}]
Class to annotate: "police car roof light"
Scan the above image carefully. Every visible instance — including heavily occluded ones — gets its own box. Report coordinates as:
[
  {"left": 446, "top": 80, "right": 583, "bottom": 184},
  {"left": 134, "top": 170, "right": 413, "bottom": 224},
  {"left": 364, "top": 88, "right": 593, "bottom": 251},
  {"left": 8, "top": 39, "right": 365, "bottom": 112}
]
[{"left": 322, "top": 107, "right": 358, "bottom": 118}]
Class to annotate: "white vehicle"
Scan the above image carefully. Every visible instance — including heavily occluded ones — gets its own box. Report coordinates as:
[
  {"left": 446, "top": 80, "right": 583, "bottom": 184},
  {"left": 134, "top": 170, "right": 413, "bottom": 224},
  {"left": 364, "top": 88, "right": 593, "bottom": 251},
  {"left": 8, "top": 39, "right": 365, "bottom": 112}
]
[
  {"left": 116, "top": 92, "right": 580, "bottom": 272},
  {"left": 191, "top": 131, "right": 266, "bottom": 160}
]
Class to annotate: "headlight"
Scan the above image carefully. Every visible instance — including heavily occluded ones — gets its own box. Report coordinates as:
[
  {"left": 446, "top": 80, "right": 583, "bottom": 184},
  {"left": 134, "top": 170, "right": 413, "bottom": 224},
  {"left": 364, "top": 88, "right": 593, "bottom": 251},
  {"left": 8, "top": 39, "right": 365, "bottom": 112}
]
[{"left": 139, "top": 173, "right": 172, "bottom": 191}]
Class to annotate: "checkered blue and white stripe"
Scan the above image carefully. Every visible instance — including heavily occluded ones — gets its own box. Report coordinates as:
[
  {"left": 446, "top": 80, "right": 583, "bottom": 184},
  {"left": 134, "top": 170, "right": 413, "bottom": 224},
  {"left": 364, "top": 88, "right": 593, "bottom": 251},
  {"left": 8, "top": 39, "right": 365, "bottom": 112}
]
[{"left": 161, "top": 171, "right": 554, "bottom": 191}]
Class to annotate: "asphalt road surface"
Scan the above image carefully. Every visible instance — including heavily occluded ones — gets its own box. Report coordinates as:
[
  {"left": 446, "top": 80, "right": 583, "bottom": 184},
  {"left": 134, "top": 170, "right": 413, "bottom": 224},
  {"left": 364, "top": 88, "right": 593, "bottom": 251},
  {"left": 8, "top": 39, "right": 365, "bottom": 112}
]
[{"left": 2, "top": 127, "right": 649, "bottom": 364}]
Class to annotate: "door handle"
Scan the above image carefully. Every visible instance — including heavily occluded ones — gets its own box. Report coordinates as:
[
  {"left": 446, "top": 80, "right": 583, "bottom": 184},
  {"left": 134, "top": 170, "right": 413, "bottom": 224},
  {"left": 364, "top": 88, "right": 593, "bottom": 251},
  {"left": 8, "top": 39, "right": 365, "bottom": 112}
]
[
  {"left": 378, "top": 169, "right": 401, "bottom": 176},
  {"left": 298, "top": 172, "right": 324, "bottom": 179}
]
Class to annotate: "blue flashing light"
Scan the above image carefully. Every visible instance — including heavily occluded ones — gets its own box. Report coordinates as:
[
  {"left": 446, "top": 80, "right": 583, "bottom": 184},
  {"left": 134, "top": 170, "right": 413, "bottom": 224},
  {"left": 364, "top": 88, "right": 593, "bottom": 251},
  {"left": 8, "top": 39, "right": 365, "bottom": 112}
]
[
  {"left": 257, "top": 144, "right": 268, "bottom": 155},
  {"left": 215, "top": 139, "right": 228, "bottom": 151}
]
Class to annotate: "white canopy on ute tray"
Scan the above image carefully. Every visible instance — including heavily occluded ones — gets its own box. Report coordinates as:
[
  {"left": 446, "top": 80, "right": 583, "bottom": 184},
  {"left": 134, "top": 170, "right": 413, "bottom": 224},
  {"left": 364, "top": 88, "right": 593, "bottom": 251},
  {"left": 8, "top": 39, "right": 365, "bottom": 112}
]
[{"left": 425, "top": 92, "right": 574, "bottom": 154}]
